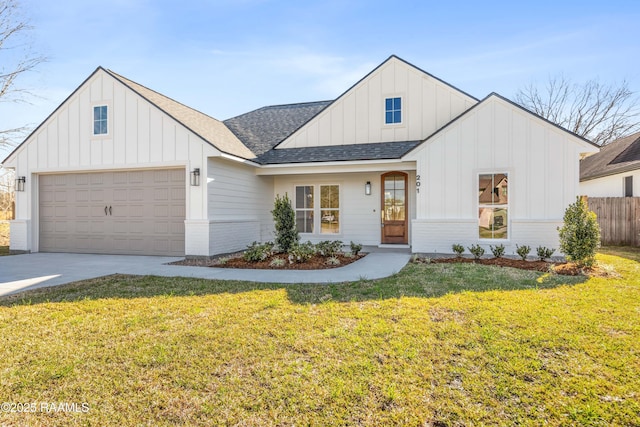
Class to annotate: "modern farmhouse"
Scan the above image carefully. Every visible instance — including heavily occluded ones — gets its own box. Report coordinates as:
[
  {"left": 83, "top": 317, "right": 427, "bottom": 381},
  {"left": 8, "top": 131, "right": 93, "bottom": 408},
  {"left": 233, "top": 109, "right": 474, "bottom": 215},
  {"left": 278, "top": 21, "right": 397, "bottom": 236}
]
[{"left": 2, "top": 55, "right": 599, "bottom": 257}]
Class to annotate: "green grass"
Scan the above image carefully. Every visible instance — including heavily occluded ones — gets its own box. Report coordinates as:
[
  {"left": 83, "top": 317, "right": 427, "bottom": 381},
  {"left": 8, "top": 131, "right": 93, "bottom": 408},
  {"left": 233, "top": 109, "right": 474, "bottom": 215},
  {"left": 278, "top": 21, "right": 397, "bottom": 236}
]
[{"left": 0, "top": 248, "right": 639, "bottom": 426}]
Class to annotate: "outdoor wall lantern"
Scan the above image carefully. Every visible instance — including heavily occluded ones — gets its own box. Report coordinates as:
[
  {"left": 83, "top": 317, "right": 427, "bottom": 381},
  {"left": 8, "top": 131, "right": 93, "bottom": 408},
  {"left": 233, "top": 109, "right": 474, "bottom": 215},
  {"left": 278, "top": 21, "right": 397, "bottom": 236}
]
[
  {"left": 365, "top": 181, "right": 371, "bottom": 195},
  {"left": 190, "top": 168, "right": 200, "bottom": 186},
  {"left": 15, "top": 176, "right": 26, "bottom": 192}
]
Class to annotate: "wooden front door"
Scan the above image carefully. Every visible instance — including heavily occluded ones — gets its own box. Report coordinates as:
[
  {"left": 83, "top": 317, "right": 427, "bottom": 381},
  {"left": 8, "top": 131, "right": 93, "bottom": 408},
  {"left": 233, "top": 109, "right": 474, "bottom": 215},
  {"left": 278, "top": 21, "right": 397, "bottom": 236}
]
[{"left": 381, "top": 172, "right": 408, "bottom": 244}]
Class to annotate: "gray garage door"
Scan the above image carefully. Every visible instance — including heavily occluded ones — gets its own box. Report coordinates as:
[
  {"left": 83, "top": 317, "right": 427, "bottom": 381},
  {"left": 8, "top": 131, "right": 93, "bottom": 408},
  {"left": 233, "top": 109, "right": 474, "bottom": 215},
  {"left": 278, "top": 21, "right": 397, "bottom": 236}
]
[{"left": 39, "top": 169, "right": 185, "bottom": 256}]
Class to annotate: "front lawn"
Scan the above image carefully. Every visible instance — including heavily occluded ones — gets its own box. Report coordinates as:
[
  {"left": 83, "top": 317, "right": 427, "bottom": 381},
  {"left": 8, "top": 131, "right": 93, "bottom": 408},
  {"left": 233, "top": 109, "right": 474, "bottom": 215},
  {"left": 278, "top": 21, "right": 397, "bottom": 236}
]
[{"left": 0, "top": 248, "right": 638, "bottom": 426}]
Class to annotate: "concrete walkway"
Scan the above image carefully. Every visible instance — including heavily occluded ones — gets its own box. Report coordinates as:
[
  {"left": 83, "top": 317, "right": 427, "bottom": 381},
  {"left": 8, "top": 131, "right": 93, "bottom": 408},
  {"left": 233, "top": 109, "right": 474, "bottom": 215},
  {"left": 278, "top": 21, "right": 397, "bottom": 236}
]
[{"left": 0, "top": 248, "right": 411, "bottom": 296}]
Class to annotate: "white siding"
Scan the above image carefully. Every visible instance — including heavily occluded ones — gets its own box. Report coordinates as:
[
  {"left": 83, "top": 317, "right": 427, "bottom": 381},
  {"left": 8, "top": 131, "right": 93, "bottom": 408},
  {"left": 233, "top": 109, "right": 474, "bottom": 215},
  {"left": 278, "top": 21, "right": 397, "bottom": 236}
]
[
  {"left": 274, "top": 171, "right": 416, "bottom": 246},
  {"left": 580, "top": 170, "right": 640, "bottom": 197},
  {"left": 4, "top": 69, "right": 220, "bottom": 254},
  {"left": 408, "top": 95, "right": 598, "bottom": 254},
  {"left": 278, "top": 57, "right": 476, "bottom": 148},
  {"left": 207, "top": 157, "right": 274, "bottom": 255}
]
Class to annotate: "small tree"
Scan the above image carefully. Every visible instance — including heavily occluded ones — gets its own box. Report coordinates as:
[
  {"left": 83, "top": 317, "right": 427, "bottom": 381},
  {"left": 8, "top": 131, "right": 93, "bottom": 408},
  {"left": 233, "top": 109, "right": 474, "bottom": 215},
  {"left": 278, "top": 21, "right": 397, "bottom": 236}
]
[
  {"left": 271, "top": 193, "right": 299, "bottom": 253},
  {"left": 558, "top": 197, "right": 601, "bottom": 267}
]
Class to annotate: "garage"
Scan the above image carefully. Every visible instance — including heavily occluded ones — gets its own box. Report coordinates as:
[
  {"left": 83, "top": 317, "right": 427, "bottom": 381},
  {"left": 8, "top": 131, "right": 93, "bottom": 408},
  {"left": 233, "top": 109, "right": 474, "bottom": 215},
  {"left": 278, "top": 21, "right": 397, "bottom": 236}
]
[{"left": 39, "top": 169, "right": 185, "bottom": 256}]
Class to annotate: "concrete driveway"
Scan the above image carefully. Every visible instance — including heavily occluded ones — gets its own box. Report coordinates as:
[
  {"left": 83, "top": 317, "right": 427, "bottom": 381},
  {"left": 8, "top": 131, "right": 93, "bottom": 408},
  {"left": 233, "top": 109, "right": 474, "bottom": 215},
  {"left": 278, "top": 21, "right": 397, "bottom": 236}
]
[{"left": 0, "top": 249, "right": 411, "bottom": 296}]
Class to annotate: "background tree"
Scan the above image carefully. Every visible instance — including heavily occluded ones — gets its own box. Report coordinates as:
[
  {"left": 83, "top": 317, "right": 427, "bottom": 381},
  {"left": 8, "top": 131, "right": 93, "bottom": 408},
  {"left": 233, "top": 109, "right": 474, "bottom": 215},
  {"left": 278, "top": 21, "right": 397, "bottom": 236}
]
[
  {"left": 1, "top": 0, "right": 45, "bottom": 147},
  {"left": 515, "top": 74, "right": 640, "bottom": 145}
]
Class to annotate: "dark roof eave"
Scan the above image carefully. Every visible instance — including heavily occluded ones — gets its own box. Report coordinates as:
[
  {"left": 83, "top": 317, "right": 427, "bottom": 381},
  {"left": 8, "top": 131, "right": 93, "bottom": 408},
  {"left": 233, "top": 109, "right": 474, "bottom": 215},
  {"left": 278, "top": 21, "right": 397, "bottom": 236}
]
[{"left": 580, "top": 163, "right": 640, "bottom": 181}]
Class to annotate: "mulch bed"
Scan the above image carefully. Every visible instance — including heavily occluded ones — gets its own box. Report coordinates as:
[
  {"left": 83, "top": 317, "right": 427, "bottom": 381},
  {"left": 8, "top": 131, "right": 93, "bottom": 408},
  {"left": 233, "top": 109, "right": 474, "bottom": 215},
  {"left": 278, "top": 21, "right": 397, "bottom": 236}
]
[
  {"left": 416, "top": 256, "right": 585, "bottom": 276},
  {"left": 170, "top": 253, "right": 366, "bottom": 270}
]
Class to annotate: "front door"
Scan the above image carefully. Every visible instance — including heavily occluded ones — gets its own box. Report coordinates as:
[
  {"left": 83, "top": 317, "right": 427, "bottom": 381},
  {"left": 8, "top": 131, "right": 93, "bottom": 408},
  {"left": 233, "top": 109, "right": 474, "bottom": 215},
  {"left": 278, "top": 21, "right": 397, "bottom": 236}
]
[{"left": 381, "top": 172, "right": 408, "bottom": 244}]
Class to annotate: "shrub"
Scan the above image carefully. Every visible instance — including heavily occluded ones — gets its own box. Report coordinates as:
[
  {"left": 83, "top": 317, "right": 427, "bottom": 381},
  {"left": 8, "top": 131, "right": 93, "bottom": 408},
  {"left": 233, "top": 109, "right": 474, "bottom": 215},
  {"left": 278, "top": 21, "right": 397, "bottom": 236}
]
[
  {"left": 516, "top": 244, "right": 531, "bottom": 261},
  {"left": 536, "top": 246, "right": 555, "bottom": 261},
  {"left": 490, "top": 244, "right": 506, "bottom": 258},
  {"left": 350, "top": 241, "right": 363, "bottom": 256},
  {"left": 243, "top": 241, "right": 274, "bottom": 262},
  {"left": 288, "top": 241, "right": 316, "bottom": 263},
  {"left": 272, "top": 194, "right": 299, "bottom": 253},
  {"left": 269, "top": 258, "right": 286, "bottom": 268},
  {"left": 326, "top": 257, "right": 341, "bottom": 266},
  {"left": 452, "top": 244, "right": 465, "bottom": 257},
  {"left": 468, "top": 244, "right": 485, "bottom": 260},
  {"left": 317, "top": 240, "right": 343, "bottom": 257},
  {"left": 558, "top": 197, "right": 601, "bottom": 267}
]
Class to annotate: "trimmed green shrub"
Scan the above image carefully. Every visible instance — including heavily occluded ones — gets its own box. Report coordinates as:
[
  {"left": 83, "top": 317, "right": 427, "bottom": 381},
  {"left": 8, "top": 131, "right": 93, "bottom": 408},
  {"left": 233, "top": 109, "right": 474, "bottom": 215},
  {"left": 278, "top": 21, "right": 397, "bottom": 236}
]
[
  {"left": 317, "top": 240, "right": 343, "bottom": 257},
  {"left": 288, "top": 241, "right": 316, "bottom": 263},
  {"left": 452, "top": 244, "right": 465, "bottom": 257},
  {"left": 350, "top": 241, "right": 363, "bottom": 256},
  {"left": 558, "top": 197, "right": 601, "bottom": 267},
  {"left": 468, "top": 244, "right": 485, "bottom": 260},
  {"left": 269, "top": 258, "right": 286, "bottom": 268},
  {"left": 490, "top": 244, "right": 506, "bottom": 258},
  {"left": 243, "top": 241, "right": 274, "bottom": 262},
  {"left": 516, "top": 244, "right": 531, "bottom": 261},
  {"left": 272, "top": 193, "right": 299, "bottom": 253},
  {"left": 536, "top": 246, "right": 555, "bottom": 261},
  {"left": 326, "top": 257, "right": 341, "bottom": 266}
]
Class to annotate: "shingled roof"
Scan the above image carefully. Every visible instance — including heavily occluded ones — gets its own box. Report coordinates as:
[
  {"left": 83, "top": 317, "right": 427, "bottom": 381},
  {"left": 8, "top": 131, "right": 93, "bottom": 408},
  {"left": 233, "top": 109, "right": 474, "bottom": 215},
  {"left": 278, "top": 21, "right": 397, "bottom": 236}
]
[
  {"left": 105, "top": 69, "right": 256, "bottom": 160},
  {"left": 580, "top": 132, "right": 640, "bottom": 181},
  {"left": 223, "top": 101, "right": 331, "bottom": 156},
  {"left": 256, "top": 140, "right": 422, "bottom": 165}
]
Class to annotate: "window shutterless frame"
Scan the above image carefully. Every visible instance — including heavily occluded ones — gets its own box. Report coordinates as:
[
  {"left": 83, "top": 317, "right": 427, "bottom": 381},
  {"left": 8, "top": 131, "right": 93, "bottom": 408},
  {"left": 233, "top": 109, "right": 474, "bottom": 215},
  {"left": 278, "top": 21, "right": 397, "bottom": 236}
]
[
  {"left": 477, "top": 172, "right": 509, "bottom": 240},
  {"left": 93, "top": 105, "right": 109, "bottom": 136},
  {"left": 384, "top": 96, "right": 402, "bottom": 125}
]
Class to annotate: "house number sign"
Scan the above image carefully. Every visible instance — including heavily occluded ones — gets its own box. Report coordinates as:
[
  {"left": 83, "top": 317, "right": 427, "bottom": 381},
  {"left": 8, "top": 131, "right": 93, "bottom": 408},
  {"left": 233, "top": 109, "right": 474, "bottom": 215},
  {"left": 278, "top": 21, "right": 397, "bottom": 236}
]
[{"left": 416, "top": 175, "right": 421, "bottom": 193}]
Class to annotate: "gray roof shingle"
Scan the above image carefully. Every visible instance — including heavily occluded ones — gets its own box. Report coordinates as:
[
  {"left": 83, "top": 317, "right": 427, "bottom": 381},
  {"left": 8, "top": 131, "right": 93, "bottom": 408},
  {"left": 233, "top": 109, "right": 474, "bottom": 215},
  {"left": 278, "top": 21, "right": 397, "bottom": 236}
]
[
  {"left": 223, "top": 101, "right": 331, "bottom": 157},
  {"left": 580, "top": 132, "right": 640, "bottom": 181},
  {"left": 105, "top": 69, "right": 256, "bottom": 160},
  {"left": 256, "top": 140, "right": 422, "bottom": 165}
]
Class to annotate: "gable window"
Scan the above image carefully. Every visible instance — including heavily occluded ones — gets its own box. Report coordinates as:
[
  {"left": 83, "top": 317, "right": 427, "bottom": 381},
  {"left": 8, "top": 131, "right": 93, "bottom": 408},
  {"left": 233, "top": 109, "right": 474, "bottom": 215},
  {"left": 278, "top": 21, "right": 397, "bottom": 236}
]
[
  {"left": 295, "top": 186, "right": 314, "bottom": 233},
  {"left": 478, "top": 173, "right": 508, "bottom": 239},
  {"left": 93, "top": 105, "right": 108, "bottom": 135},
  {"left": 295, "top": 184, "right": 341, "bottom": 234},
  {"left": 385, "top": 97, "right": 402, "bottom": 124},
  {"left": 624, "top": 176, "right": 633, "bottom": 197}
]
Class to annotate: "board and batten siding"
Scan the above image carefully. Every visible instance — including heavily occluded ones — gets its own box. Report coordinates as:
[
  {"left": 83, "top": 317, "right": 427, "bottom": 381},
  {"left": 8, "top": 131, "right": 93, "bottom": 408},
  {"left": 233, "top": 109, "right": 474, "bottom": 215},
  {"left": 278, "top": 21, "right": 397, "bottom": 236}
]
[
  {"left": 273, "top": 171, "right": 416, "bottom": 246},
  {"left": 206, "top": 158, "right": 274, "bottom": 255},
  {"left": 277, "top": 57, "right": 476, "bottom": 149},
  {"left": 406, "top": 95, "right": 598, "bottom": 255},
  {"left": 5, "top": 69, "right": 219, "bottom": 253}
]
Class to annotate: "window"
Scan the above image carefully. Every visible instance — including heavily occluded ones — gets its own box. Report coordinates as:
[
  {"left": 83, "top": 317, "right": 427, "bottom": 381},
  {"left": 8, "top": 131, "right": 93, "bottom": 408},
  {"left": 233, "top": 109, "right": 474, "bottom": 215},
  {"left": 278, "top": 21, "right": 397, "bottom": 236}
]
[
  {"left": 385, "top": 97, "right": 401, "bottom": 124},
  {"left": 295, "top": 186, "right": 314, "bottom": 233},
  {"left": 320, "top": 185, "right": 340, "bottom": 234},
  {"left": 478, "top": 173, "right": 508, "bottom": 239},
  {"left": 93, "top": 105, "right": 108, "bottom": 135},
  {"left": 624, "top": 176, "right": 633, "bottom": 197},
  {"left": 295, "top": 184, "right": 341, "bottom": 234}
]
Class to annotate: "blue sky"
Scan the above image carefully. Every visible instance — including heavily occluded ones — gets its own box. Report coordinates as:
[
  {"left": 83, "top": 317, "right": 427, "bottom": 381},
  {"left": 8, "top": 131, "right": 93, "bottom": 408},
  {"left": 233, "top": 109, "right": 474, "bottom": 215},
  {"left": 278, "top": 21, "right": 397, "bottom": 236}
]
[{"left": 2, "top": 0, "right": 639, "bottom": 159}]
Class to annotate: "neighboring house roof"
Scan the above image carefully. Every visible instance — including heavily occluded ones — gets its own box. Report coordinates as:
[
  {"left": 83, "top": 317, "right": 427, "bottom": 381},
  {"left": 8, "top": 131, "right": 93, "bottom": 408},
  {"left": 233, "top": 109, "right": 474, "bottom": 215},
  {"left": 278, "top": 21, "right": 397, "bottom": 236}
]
[
  {"left": 105, "top": 69, "right": 256, "bottom": 160},
  {"left": 223, "top": 101, "right": 331, "bottom": 156},
  {"left": 257, "top": 140, "right": 422, "bottom": 165},
  {"left": 580, "top": 131, "right": 640, "bottom": 181}
]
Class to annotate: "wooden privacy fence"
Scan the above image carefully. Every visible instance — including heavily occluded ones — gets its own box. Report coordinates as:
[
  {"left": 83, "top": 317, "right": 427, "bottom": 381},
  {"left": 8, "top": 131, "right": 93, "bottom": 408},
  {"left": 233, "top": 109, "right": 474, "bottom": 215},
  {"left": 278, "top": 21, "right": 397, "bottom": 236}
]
[{"left": 588, "top": 197, "right": 640, "bottom": 247}]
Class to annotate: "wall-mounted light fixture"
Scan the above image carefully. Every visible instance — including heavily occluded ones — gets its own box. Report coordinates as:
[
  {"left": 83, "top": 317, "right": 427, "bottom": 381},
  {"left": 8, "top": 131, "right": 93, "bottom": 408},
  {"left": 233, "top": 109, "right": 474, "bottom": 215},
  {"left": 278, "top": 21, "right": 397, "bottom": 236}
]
[
  {"left": 190, "top": 168, "right": 200, "bottom": 186},
  {"left": 15, "top": 176, "right": 26, "bottom": 192},
  {"left": 365, "top": 181, "right": 371, "bottom": 196}
]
